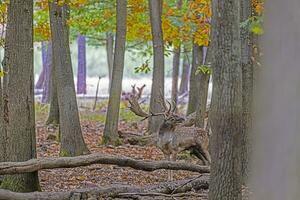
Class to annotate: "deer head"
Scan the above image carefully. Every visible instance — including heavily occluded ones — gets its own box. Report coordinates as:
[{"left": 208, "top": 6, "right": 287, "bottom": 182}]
[{"left": 127, "top": 85, "right": 185, "bottom": 129}]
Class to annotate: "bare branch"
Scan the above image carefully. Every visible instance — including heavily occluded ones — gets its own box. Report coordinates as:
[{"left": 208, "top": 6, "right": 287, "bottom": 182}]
[{"left": 0, "top": 153, "right": 210, "bottom": 175}]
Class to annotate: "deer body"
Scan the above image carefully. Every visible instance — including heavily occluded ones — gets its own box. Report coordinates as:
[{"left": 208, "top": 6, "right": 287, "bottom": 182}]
[{"left": 127, "top": 85, "right": 211, "bottom": 181}]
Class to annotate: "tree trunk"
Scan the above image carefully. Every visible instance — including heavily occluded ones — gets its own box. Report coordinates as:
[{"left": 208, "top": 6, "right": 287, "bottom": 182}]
[
  {"left": 46, "top": 41, "right": 59, "bottom": 125},
  {"left": 240, "top": 0, "right": 253, "bottom": 185},
  {"left": 195, "top": 47, "right": 210, "bottom": 128},
  {"left": 106, "top": 32, "right": 114, "bottom": 91},
  {"left": 49, "top": 1, "right": 89, "bottom": 156},
  {"left": 148, "top": 0, "right": 165, "bottom": 134},
  {"left": 76, "top": 33, "right": 87, "bottom": 95},
  {"left": 252, "top": 1, "right": 300, "bottom": 199},
  {"left": 195, "top": 74, "right": 209, "bottom": 128},
  {"left": 208, "top": 0, "right": 242, "bottom": 199},
  {"left": 41, "top": 41, "right": 52, "bottom": 104},
  {"left": 178, "top": 52, "right": 190, "bottom": 95},
  {"left": 186, "top": 43, "right": 202, "bottom": 115},
  {"left": 171, "top": 48, "right": 180, "bottom": 110},
  {"left": 0, "top": 76, "right": 5, "bottom": 163},
  {"left": 35, "top": 42, "right": 47, "bottom": 89},
  {"left": 0, "top": 0, "right": 40, "bottom": 192},
  {"left": 103, "top": 0, "right": 127, "bottom": 144}
]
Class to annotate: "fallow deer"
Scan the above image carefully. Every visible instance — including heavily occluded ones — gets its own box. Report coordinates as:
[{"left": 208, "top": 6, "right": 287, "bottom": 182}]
[{"left": 127, "top": 85, "right": 211, "bottom": 181}]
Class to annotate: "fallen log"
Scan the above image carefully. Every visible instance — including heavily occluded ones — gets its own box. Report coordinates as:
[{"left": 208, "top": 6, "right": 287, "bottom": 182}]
[
  {"left": 0, "top": 175, "right": 209, "bottom": 200},
  {"left": 0, "top": 153, "right": 210, "bottom": 175}
]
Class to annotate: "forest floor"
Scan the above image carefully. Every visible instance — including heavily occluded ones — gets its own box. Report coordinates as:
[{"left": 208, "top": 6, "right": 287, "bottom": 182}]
[{"left": 35, "top": 102, "right": 250, "bottom": 199}]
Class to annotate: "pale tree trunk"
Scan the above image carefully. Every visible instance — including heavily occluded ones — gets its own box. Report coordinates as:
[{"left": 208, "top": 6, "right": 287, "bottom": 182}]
[
  {"left": 41, "top": 41, "right": 52, "bottom": 104},
  {"left": 178, "top": 52, "right": 190, "bottom": 95},
  {"left": 186, "top": 43, "right": 202, "bottom": 115},
  {"left": 195, "top": 47, "right": 210, "bottom": 128},
  {"left": 49, "top": 1, "right": 89, "bottom": 156},
  {"left": 77, "top": 34, "right": 87, "bottom": 95},
  {"left": 171, "top": 48, "right": 180, "bottom": 109},
  {"left": 240, "top": 0, "right": 253, "bottom": 184},
  {"left": 103, "top": 0, "right": 127, "bottom": 144},
  {"left": 208, "top": 0, "right": 242, "bottom": 199},
  {"left": 35, "top": 42, "right": 47, "bottom": 89},
  {"left": 252, "top": 1, "right": 300, "bottom": 199},
  {"left": 148, "top": 0, "right": 165, "bottom": 134},
  {"left": 106, "top": 32, "right": 114, "bottom": 90},
  {"left": 0, "top": 0, "right": 40, "bottom": 192}
]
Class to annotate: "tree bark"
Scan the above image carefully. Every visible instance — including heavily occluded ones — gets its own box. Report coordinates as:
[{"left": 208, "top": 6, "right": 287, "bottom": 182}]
[
  {"left": 41, "top": 41, "right": 52, "bottom": 104},
  {"left": 103, "top": 0, "right": 127, "bottom": 144},
  {"left": 76, "top": 33, "right": 87, "bottom": 95},
  {"left": 240, "top": 0, "right": 253, "bottom": 185},
  {"left": 186, "top": 43, "right": 202, "bottom": 115},
  {"left": 148, "top": 0, "right": 165, "bottom": 134},
  {"left": 46, "top": 43, "right": 59, "bottom": 125},
  {"left": 106, "top": 32, "right": 114, "bottom": 91},
  {"left": 0, "top": 153, "right": 210, "bottom": 175},
  {"left": 171, "top": 48, "right": 180, "bottom": 110},
  {"left": 208, "top": 0, "right": 242, "bottom": 199},
  {"left": 0, "top": 75, "right": 5, "bottom": 163},
  {"left": 49, "top": 1, "right": 89, "bottom": 156},
  {"left": 35, "top": 42, "right": 47, "bottom": 90},
  {"left": 0, "top": 0, "right": 40, "bottom": 192},
  {"left": 195, "top": 47, "right": 210, "bottom": 128},
  {"left": 178, "top": 52, "right": 190, "bottom": 96},
  {"left": 195, "top": 74, "right": 209, "bottom": 128},
  {"left": 0, "top": 175, "right": 209, "bottom": 200}
]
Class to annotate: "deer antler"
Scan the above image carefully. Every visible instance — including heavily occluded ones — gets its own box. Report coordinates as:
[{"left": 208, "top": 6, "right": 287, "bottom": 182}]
[{"left": 128, "top": 85, "right": 149, "bottom": 120}]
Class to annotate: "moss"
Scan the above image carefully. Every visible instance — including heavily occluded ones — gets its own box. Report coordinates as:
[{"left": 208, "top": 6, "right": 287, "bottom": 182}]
[
  {"left": 1, "top": 174, "right": 40, "bottom": 192},
  {"left": 59, "top": 149, "right": 71, "bottom": 157},
  {"left": 102, "top": 135, "right": 123, "bottom": 146}
]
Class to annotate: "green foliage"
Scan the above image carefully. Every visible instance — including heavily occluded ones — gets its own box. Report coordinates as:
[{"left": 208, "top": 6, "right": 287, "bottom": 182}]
[
  {"left": 240, "top": 16, "right": 264, "bottom": 35},
  {"left": 134, "top": 59, "right": 151, "bottom": 74},
  {"left": 196, "top": 64, "right": 212, "bottom": 75}
]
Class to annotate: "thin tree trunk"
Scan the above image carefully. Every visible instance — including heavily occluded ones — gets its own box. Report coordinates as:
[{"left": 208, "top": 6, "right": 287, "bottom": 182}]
[
  {"left": 171, "top": 48, "right": 180, "bottom": 110},
  {"left": 148, "top": 0, "right": 165, "bottom": 134},
  {"left": 186, "top": 43, "right": 202, "bottom": 115},
  {"left": 35, "top": 42, "right": 47, "bottom": 89},
  {"left": 240, "top": 0, "right": 253, "bottom": 184},
  {"left": 0, "top": 0, "right": 40, "bottom": 192},
  {"left": 0, "top": 76, "right": 5, "bottom": 163},
  {"left": 76, "top": 33, "right": 87, "bottom": 94},
  {"left": 170, "top": 0, "right": 182, "bottom": 109},
  {"left": 195, "top": 47, "right": 210, "bottom": 128},
  {"left": 106, "top": 32, "right": 114, "bottom": 91},
  {"left": 179, "top": 52, "right": 190, "bottom": 95},
  {"left": 103, "top": 0, "right": 127, "bottom": 144},
  {"left": 46, "top": 41, "right": 59, "bottom": 125},
  {"left": 208, "top": 0, "right": 242, "bottom": 199},
  {"left": 41, "top": 41, "right": 52, "bottom": 104},
  {"left": 49, "top": 1, "right": 89, "bottom": 156}
]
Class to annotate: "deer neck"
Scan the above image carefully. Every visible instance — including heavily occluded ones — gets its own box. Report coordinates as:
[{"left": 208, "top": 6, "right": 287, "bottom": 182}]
[{"left": 159, "top": 122, "right": 176, "bottom": 134}]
